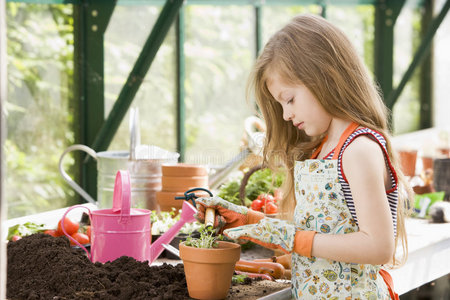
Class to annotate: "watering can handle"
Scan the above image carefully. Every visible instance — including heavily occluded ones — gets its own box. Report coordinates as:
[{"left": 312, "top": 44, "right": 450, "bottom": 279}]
[
  {"left": 61, "top": 205, "right": 92, "bottom": 260},
  {"left": 58, "top": 145, "right": 97, "bottom": 205},
  {"left": 112, "top": 170, "right": 131, "bottom": 223}
]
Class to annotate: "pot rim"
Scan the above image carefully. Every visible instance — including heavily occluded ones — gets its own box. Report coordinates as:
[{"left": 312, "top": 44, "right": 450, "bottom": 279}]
[{"left": 179, "top": 241, "right": 241, "bottom": 263}]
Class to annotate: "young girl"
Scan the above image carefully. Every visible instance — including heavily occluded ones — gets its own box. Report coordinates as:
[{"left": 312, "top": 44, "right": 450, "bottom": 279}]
[{"left": 196, "top": 14, "right": 409, "bottom": 299}]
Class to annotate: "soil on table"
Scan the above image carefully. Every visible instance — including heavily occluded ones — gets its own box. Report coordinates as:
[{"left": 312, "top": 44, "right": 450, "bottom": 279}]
[
  {"left": 228, "top": 280, "right": 291, "bottom": 299},
  {"left": 7, "top": 233, "right": 290, "bottom": 300},
  {"left": 7, "top": 234, "right": 188, "bottom": 300}
]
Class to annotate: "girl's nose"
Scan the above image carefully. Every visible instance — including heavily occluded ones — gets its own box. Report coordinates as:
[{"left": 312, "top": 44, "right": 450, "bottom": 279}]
[{"left": 283, "top": 108, "right": 293, "bottom": 121}]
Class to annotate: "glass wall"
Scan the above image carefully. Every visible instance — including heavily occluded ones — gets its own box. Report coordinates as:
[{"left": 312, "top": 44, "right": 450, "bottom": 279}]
[
  {"left": 183, "top": 5, "right": 255, "bottom": 165},
  {"left": 6, "top": 3, "right": 76, "bottom": 217},
  {"left": 434, "top": 0, "right": 450, "bottom": 130},
  {"left": 106, "top": 5, "right": 176, "bottom": 152},
  {"left": 6, "top": 1, "right": 439, "bottom": 218},
  {"left": 392, "top": 2, "right": 422, "bottom": 134}
]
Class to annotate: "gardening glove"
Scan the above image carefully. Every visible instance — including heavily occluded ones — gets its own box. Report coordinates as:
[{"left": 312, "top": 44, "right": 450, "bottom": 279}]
[
  {"left": 195, "top": 196, "right": 265, "bottom": 232},
  {"left": 223, "top": 218, "right": 316, "bottom": 257}
]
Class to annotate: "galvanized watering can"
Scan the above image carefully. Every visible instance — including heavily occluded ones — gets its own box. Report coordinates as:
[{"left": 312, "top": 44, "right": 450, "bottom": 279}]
[
  {"left": 61, "top": 170, "right": 197, "bottom": 264},
  {"left": 58, "top": 144, "right": 179, "bottom": 209},
  {"left": 59, "top": 108, "right": 179, "bottom": 209}
]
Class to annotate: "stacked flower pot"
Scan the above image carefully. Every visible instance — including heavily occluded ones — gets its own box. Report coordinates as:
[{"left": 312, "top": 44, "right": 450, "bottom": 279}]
[{"left": 157, "top": 164, "right": 209, "bottom": 211}]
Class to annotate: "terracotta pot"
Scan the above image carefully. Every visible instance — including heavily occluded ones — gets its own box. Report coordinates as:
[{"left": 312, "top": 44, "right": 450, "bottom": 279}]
[
  {"left": 162, "top": 163, "right": 208, "bottom": 177},
  {"left": 398, "top": 150, "right": 417, "bottom": 177},
  {"left": 421, "top": 156, "right": 434, "bottom": 171},
  {"left": 180, "top": 241, "right": 241, "bottom": 300},
  {"left": 437, "top": 147, "right": 450, "bottom": 158},
  {"left": 161, "top": 175, "right": 208, "bottom": 192},
  {"left": 412, "top": 184, "right": 434, "bottom": 195}
]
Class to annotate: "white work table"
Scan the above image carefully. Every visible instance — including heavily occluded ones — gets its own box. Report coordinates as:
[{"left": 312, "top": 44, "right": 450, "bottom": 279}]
[
  {"left": 390, "top": 218, "right": 450, "bottom": 295},
  {"left": 4, "top": 207, "right": 450, "bottom": 295}
]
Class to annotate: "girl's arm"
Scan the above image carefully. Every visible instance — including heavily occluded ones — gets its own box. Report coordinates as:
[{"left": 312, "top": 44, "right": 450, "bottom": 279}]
[{"left": 311, "top": 136, "right": 395, "bottom": 265}]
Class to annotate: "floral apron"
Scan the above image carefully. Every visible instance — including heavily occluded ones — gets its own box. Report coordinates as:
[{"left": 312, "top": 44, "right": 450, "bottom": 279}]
[{"left": 291, "top": 123, "right": 391, "bottom": 299}]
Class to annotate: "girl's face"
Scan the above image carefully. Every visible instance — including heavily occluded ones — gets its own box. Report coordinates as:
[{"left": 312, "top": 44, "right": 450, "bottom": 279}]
[{"left": 267, "top": 73, "right": 332, "bottom": 137}]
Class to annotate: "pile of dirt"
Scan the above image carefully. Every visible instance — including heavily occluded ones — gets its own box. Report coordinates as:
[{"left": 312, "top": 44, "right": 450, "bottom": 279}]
[
  {"left": 7, "top": 234, "right": 189, "bottom": 300},
  {"left": 7, "top": 233, "right": 289, "bottom": 300}
]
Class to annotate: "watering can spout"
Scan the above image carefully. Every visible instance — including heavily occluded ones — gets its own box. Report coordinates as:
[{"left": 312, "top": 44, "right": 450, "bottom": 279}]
[{"left": 149, "top": 201, "right": 197, "bottom": 264}]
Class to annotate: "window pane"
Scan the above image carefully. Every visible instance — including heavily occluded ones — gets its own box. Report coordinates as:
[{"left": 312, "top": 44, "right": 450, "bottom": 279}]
[
  {"left": 392, "top": 3, "right": 421, "bottom": 134},
  {"left": 434, "top": 0, "right": 450, "bottom": 130},
  {"left": 106, "top": 5, "right": 176, "bottom": 153},
  {"left": 262, "top": 5, "right": 321, "bottom": 45},
  {"left": 326, "top": 5, "right": 374, "bottom": 71},
  {"left": 184, "top": 5, "right": 255, "bottom": 165},
  {"left": 6, "top": 3, "right": 75, "bottom": 218}
]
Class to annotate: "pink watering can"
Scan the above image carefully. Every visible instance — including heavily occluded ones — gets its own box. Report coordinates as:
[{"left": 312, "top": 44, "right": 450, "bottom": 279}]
[{"left": 61, "top": 170, "right": 197, "bottom": 264}]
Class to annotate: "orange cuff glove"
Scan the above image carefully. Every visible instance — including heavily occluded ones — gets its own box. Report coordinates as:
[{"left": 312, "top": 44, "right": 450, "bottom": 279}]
[
  {"left": 224, "top": 218, "right": 317, "bottom": 257},
  {"left": 293, "top": 231, "right": 316, "bottom": 258}
]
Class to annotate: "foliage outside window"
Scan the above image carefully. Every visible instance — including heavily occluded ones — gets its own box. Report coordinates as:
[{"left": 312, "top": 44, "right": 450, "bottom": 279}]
[{"left": 6, "top": 3, "right": 77, "bottom": 218}]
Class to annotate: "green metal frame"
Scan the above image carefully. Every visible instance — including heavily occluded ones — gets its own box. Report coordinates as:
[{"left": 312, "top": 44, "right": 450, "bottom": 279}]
[
  {"left": 419, "top": 0, "right": 433, "bottom": 129},
  {"left": 176, "top": 6, "right": 186, "bottom": 162},
  {"left": 255, "top": 5, "right": 262, "bottom": 56},
  {"left": 73, "top": 0, "right": 117, "bottom": 202},
  {"left": 374, "top": 0, "right": 405, "bottom": 108}
]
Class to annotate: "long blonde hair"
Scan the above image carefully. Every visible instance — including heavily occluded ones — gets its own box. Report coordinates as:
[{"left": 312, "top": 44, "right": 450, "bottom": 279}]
[{"left": 247, "top": 14, "right": 410, "bottom": 267}]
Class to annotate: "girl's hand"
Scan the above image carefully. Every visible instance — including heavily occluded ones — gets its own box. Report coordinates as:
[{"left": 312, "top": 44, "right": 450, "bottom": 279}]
[
  {"left": 224, "top": 218, "right": 316, "bottom": 257},
  {"left": 195, "top": 196, "right": 264, "bottom": 232}
]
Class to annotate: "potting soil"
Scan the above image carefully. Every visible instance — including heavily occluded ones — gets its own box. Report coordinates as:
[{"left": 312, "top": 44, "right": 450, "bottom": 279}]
[
  {"left": 7, "top": 233, "right": 289, "bottom": 300},
  {"left": 7, "top": 233, "right": 189, "bottom": 300}
]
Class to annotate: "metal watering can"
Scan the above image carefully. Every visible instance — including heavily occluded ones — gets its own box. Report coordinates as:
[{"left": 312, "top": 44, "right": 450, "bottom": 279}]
[
  {"left": 58, "top": 144, "right": 179, "bottom": 209},
  {"left": 61, "top": 170, "right": 197, "bottom": 264},
  {"left": 59, "top": 108, "right": 179, "bottom": 209}
]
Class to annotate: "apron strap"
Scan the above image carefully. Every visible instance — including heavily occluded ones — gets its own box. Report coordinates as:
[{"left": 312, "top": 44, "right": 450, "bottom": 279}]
[
  {"left": 310, "top": 122, "right": 360, "bottom": 159},
  {"left": 331, "top": 122, "right": 360, "bottom": 160},
  {"left": 310, "top": 136, "right": 328, "bottom": 159},
  {"left": 379, "top": 269, "right": 400, "bottom": 300}
]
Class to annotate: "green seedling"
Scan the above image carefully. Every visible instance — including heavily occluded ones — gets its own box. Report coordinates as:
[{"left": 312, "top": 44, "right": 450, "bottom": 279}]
[{"left": 184, "top": 225, "right": 223, "bottom": 249}]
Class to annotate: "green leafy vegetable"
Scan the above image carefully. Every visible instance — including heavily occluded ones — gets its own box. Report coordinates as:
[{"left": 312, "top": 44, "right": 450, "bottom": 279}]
[
  {"left": 217, "top": 168, "right": 284, "bottom": 206},
  {"left": 7, "top": 222, "right": 46, "bottom": 240}
]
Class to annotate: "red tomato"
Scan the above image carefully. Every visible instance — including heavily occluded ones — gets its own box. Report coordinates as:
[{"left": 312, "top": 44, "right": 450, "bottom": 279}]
[
  {"left": 70, "top": 232, "right": 90, "bottom": 246},
  {"left": 44, "top": 229, "right": 58, "bottom": 237},
  {"left": 56, "top": 218, "right": 80, "bottom": 236},
  {"left": 259, "top": 193, "right": 275, "bottom": 206},
  {"left": 11, "top": 235, "right": 21, "bottom": 242},
  {"left": 265, "top": 202, "right": 278, "bottom": 214},
  {"left": 251, "top": 199, "right": 263, "bottom": 211},
  {"left": 85, "top": 226, "right": 91, "bottom": 239}
]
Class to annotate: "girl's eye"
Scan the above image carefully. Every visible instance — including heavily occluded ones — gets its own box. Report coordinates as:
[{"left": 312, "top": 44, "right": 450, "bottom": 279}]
[{"left": 287, "top": 98, "right": 294, "bottom": 104}]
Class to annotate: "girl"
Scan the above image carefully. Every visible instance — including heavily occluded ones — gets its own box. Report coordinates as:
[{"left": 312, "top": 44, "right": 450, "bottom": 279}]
[{"left": 196, "top": 14, "right": 409, "bottom": 299}]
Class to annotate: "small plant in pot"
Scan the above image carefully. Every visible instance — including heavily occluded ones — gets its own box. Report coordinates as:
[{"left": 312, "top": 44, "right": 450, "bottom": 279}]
[{"left": 179, "top": 226, "right": 241, "bottom": 300}]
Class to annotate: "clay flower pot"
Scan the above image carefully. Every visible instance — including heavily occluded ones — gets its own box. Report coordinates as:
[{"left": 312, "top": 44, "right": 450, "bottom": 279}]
[
  {"left": 179, "top": 241, "right": 241, "bottom": 300},
  {"left": 398, "top": 150, "right": 418, "bottom": 177}
]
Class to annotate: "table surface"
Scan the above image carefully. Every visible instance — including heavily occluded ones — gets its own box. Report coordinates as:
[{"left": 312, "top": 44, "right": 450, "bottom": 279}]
[
  {"left": 390, "top": 218, "right": 450, "bottom": 295},
  {"left": 4, "top": 205, "right": 450, "bottom": 295}
]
